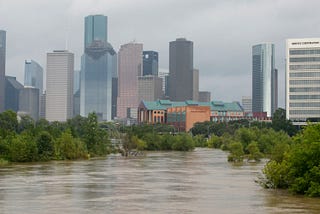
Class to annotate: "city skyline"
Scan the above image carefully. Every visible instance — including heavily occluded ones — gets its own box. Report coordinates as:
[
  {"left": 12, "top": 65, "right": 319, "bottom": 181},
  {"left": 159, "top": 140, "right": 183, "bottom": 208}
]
[{"left": 2, "top": 1, "right": 320, "bottom": 107}]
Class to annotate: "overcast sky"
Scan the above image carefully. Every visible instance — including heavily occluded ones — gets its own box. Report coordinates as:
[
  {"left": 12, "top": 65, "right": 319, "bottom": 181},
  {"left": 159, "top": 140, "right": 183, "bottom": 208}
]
[{"left": 1, "top": 0, "right": 320, "bottom": 107}]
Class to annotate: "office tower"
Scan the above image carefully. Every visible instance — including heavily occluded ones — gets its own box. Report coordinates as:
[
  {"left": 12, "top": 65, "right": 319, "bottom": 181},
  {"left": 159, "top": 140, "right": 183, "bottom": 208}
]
[
  {"left": 241, "top": 96, "right": 252, "bottom": 113},
  {"left": 286, "top": 38, "right": 320, "bottom": 121},
  {"left": 74, "top": 70, "right": 80, "bottom": 94},
  {"left": 117, "top": 43, "right": 143, "bottom": 119},
  {"left": 80, "top": 15, "right": 116, "bottom": 121},
  {"left": 143, "top": 51, "right": 158, "bottom": 76},
  {"left": 252, "top": 43, "right": 277, "bottom": 117},
  {"left": 158, "top": 70, "right": 169, "bottom": 96},
  {"left": 193, "top": 68, "right": 199, "bottom": 101},
  {"left": 24, "top": 60, "right": 43, "bottom": 93},
  {"left": 39, "top": 92, "right": 46, "bottom": 119},
  {"left": 138, "top": 75, "right": 163, "bottom": 102},
  {"left": 168, "top": 38, "right": 194, "bottom": 101},
  {"left": 111, "top": 53, "right": 118, "bottom": 119},
  {"left": 5, "top": 76, "right": 23, "bottom": 112},
  {"left": 19, "top": 87, "right": 39, "bottom": 121},
  {"left": 199, "top": 91, "right": 211, "bottom": 102},
  {"left": 0, "top": 30, "right": 6, "bottom": 112},
  {"left": 46, "top": 50, "right": 74, "bottom": 122}
]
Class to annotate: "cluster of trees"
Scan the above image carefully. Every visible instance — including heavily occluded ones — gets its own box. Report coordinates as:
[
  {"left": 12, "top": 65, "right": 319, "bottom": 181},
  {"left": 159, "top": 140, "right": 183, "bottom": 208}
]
[
  {"left": 0, "top": 110, "right": 111, "bottom": 163},
  {"left": 263, "top": 123, "right": 320, "bottom": 197},
  {"left": 122, "top": 124, "right": 195, "bottom": 152}
]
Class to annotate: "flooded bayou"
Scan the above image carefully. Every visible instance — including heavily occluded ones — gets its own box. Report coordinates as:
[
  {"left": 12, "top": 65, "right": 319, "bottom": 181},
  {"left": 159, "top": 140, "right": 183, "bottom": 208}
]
[{"left": 0, "top": 148, "right": 319, "bottom": 213}]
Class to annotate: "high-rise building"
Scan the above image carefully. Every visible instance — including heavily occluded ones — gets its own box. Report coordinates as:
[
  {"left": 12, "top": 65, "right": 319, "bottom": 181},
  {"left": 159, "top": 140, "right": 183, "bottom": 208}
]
[
  {"left": 193, "top": 69, "right": 199, "bottom": 101},
  {"left": 286, "top": 38, "right": 320, "bottom": 121},
  {"left": 117, "top": 43, "right": 143, "bottom": 119},
  {"left": 138, "top": 75, "right": 163, "bottom": 102},
  {"left": 241, "top": 96, "right": 252, "bottom": 113},
  {"left": 199, "top": 91, "right": 211, "bottom": 102},
  {"left": 19, "top": 87, "right": 39, "bottom": 121},
  {"left": 158, "top": 70, "right": 169, "bottom": 97},
  {"left": 168, "top": 38, "right": 194, "bottom": 101},
  {"left": 39, "top": 92, "right": 46, "bottom": 119},
  {"left": 24, "top": 60, "right": 43, "bottom": 94},
  {"left": 252, "top": 43, "right": 277, "bottom": 117},
  {"left": 143, "top": 51, "right": 158, "bottom": 76},
  {"left": 5, "top": 76, "right": 23, "bottom": 112},
  {"left": 80, "top": 15, "right": 116, "bottom": 121},
  {"left": 46, "top": 50, "right": 74, "bottom": 122},
  {"left": 0, "top": 30, "right": 6, "bottom": 112}
]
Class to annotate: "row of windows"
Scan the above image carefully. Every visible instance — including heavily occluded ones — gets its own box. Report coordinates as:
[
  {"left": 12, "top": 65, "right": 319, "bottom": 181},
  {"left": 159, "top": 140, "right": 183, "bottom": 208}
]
[
  {"left": 290, "top": 87, "right": 320, "bottom": 92},
  {"left": 290, "top": 49, "right": 320, "bottom": 55},
  {"left": 289, "top": 64, "right": 320, "bottom": 70},
  {"left": 290, "top": 110, "right": 320, "bottom": 115},
  {"left": 289, "top": 72, "right": 320, "bottom": 77},
  {"left": 290, "top": 102, "right": 320, "bottom": 107},
  {"left": 290, "top": 80, "right": 320, "bottom": 85},
  {"left": 290, "top": 95, "right": 320, "bottom": 99},
  {"left": 290, "top": 57, "right": 320, "bottom": 62}
]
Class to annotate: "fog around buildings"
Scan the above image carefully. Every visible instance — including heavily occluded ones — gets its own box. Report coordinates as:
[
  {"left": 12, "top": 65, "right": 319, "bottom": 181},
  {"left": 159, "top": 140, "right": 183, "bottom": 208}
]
[{"left": 2, "top": 0, "right": 320, "bottom": 107}]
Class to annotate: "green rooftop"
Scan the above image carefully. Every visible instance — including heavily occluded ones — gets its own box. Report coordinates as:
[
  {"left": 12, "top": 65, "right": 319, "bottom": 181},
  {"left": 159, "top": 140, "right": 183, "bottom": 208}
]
[{"left": 140, "top": 100, "right": 243, "bottom": 112}]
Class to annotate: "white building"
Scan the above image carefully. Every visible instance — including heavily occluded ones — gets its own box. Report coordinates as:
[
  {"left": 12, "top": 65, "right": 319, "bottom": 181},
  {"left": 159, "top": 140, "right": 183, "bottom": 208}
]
[
  {"left": 241, "top": 96, "right": 252, "bottom": 113},
  {"left": 46, "top": 50, "right": 74, "bottom": 122},
  {"left": 286, "top": 38, "right": 320, "bottom": 121}
]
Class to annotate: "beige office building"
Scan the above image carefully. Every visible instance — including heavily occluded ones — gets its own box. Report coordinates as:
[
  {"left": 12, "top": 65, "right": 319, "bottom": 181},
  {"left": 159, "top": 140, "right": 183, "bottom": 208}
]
[
  {"left": 286, "top": 38, "right": 320, "bottom": 121},
  {"left": 138, "top": 75, "right": 163, "bottom": 102},
  {"left": 46, "top": 50, "right": 74, "bottom": 122}
]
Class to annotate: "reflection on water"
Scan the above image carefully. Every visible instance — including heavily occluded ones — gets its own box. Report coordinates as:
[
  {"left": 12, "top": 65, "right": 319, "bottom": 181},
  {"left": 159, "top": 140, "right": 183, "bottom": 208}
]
[{"left": 0, "top": 148, "right": 319, "bottom": 214}]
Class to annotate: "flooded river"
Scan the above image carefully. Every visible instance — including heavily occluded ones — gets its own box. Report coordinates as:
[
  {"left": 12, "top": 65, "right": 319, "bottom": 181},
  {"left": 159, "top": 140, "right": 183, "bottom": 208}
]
[{"left": 0, "top": 148, "right": 319, "bottom": 213}]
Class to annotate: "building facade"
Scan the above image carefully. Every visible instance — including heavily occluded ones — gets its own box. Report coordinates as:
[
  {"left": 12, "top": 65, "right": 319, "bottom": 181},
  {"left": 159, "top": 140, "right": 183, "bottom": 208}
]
[
  {"left": 143, "top": 51, "right": 158, "bottom": 76},
  {"left": 252, "top": 43, "right": 277, "bottom": 117},
  {"left": 138, "top": 75, "right": 163, "bottom": 102},
  {"left": 198, "top": 91, "right": 211, "bottom": 102},
  {"left": 286, "top": 38, "right": 320, "bottom": 121},
  {"left": 193, "top": 68, "right": 199, "bottom": 101},
  {"left": 168, "top": 38, "right": 194, "bottom": 101},
  {"left": 24, "top": 60, "right": 43, "bottom": 94},
  {"left": 19, "top": 87, "right": 39, "bottom": 121},
  {"left": 46, "top": 50, "right": 74, "bottom": 122},
  {"left": 80, "top": 15, "right": 117, "bottom": 121},
  {"left": 241, "top": 96, "right": 252, "bottom": 113},
  {"left": 117, "top": 43, "right": 143, "bottom": 119},
  {"left": 138, "top": 100, "right": 244, "bottom": 131},
  {"left": 0, "top": 30, "right": 6, "bottom": 112},
  {"left": 5, "top": 76, "right": 23, "bottom": 112}
]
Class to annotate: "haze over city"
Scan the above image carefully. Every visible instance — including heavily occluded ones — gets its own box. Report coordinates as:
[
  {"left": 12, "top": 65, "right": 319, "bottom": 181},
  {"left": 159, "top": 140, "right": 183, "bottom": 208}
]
[{"left": 1, "top": 0, "right": 320, "bottom": 107}]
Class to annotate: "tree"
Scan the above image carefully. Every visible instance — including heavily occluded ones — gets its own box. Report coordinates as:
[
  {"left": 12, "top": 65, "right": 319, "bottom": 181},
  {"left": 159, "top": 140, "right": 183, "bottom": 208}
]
[
  {"left": 246, "top": 141, "right": 263, "bottom": 161},
  {"left": 0, "top": 110, "right": 18, "bottom": 137},
  {"left": 228, "top": 142, "right": 244, "bottom": 162},
  {"left": 272, "top": 108, "right": 297, "bottom": 136},
  {"left": 36, "top": 131, "right": 54, "bottom": 160}
]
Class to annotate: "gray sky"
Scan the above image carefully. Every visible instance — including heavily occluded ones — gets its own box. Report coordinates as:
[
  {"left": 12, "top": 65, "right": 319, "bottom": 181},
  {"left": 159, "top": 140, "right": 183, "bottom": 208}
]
[{"left": 1, "top": 0, "right": 320, "bottom": 107}]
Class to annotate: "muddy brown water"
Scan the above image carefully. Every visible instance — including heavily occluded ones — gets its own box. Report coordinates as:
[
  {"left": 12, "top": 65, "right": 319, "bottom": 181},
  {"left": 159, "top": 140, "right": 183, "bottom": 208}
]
[{"left": 0, "top": 148, "right": 319, "bottom": 213}]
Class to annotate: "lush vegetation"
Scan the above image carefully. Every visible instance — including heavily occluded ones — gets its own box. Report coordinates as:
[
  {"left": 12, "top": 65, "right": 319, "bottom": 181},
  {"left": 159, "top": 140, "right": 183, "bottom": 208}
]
[
  {"left": 0, "top": 110, "right": 111, "bottom": 163},
  {"left": 262, "top": 123, "right": 320, "bottom": 196}
]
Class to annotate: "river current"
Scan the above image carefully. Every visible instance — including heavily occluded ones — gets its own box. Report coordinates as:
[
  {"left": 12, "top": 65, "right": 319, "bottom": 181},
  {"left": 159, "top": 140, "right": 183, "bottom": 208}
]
[{"left": 0, "top": 148, "right": 319, "bottom": 213}]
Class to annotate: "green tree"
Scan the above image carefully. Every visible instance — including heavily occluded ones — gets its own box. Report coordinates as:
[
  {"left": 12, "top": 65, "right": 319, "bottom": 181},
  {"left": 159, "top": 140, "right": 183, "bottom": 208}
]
[
  {"left": 36, "top": 131, "right": 54, "bottom": 160},
  {"left": 246, "top": 141, "right": 263, "bottom": 161},
  {"left": 272, "top": 108, "right": 297, "bottom": 136},
  {"left": 7, "top": 134, "right": 38, "bottom": 162},
  {"left": 0, "top": 110, "right": 18, "bottom": 137},
  {"left": 228, "top": 142, "right": 244, "bottom": 162}
]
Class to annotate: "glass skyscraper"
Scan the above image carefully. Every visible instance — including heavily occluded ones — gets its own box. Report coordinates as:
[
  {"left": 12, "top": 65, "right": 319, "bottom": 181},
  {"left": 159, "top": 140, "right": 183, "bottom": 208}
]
[
  {"left": 24, "top": 60, "right": 43, "bottom": 93},
  {"left": 252, "top": 43, "right": 277, "bottom": 117},
  {"left": 143, "top": 51, "right": 158, "bottom": 76},
  {"left": 80, "top": 15, "right": 117, "bottom": 121},
  {"left": 168, "top": 38, "right": 194, "bottom": 101},
  {"left": 0, "top": 30, "right": 6, "bottom": 112}
]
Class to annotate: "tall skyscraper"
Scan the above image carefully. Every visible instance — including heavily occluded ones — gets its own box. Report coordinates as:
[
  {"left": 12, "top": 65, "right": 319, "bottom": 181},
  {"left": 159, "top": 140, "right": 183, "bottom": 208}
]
[
  {"left": 168, "top": 38, "right": 194, "bottom": 101},
  {"left": 252, "top": 43, "right": 277, "bottom": 117},
  {"left": 80, "top": 15, "right": 116, "bottom": 121},
  {"left": 0, "top": 30, "right": 6, "bottom": 112},
  {"left": 24, "top": 60, "right": 43, "bottom": 93},
  {"left": 5, "top": 76, "right": 23, "bottom": 112},
  {"left": 143, "top": 51, "right": 158, "bottom": 76},
  {"left": 286, "top": 38, "right": 320, "bottom": 121},
  {"left": 199, "top": 91, "right": 211, "bottom": 102},
  {"left": 117, "top": 43, "right": 143, "bottom": 119},
  {"left": 46, "top": 50, "right": 74, "bottom": 122},
  {"left": 158, "top": 70, "right": 169, "bottom": 96},
  {"left": 19, "top": 87, "right": 39, "bottom": 121}
]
